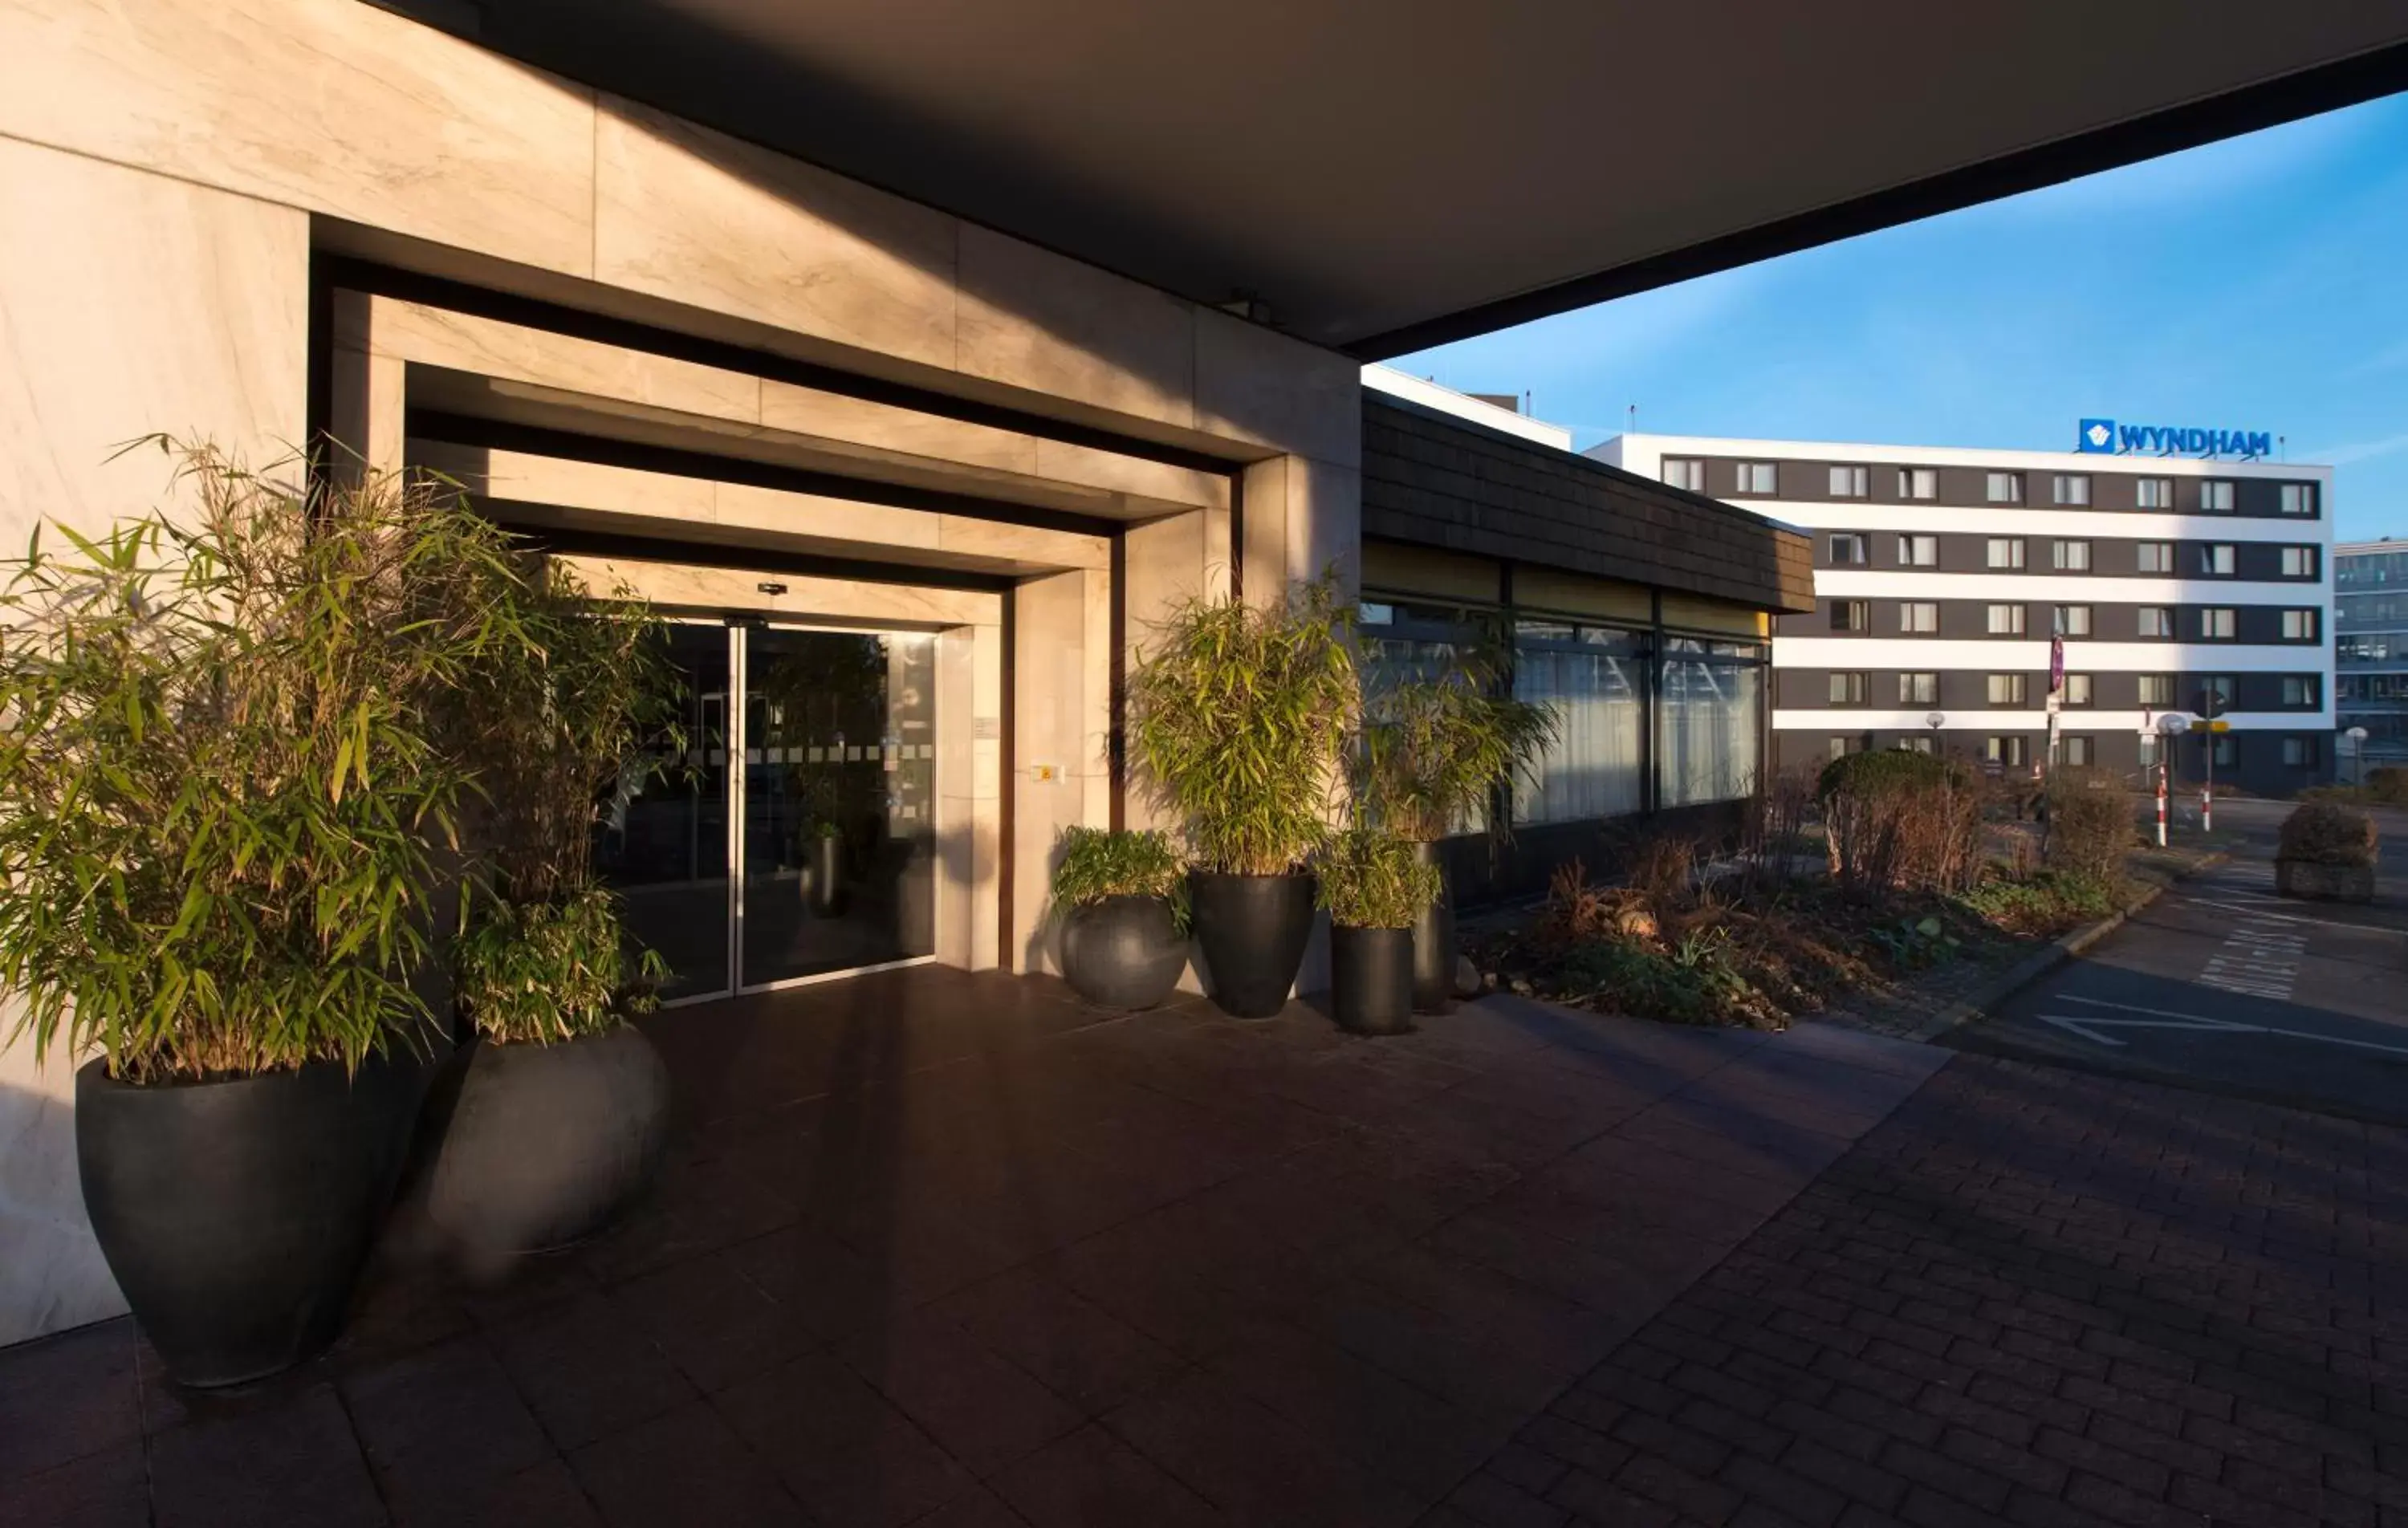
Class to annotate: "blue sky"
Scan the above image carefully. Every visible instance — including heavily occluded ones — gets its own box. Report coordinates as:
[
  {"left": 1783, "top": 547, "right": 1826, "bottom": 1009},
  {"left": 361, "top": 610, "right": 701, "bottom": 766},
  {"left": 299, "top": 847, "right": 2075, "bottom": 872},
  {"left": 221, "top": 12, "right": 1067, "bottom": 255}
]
[{"left": 1396, "top": 92, "right": 2408, "bottom": 543}]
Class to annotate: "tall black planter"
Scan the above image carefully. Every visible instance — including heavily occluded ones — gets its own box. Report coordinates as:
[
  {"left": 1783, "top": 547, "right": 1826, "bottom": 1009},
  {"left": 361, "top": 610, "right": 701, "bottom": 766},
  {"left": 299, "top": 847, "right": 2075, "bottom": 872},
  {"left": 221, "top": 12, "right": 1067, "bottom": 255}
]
[
  {"left": 1331, "top": 925, "right": 1415, "bottom": 1035},
  {"left": 1409, "top": 840, "right": 1458, "bottom": 1015},
  {"left": 1060, "top": 895, "right": 1190, "bottom": 1011},
  {"left": 1189, "top": 869, "right": 1316, "bottom": 1019},
  {"left": 76, "top": 1055, "right": 410, "bottom": 1388}
]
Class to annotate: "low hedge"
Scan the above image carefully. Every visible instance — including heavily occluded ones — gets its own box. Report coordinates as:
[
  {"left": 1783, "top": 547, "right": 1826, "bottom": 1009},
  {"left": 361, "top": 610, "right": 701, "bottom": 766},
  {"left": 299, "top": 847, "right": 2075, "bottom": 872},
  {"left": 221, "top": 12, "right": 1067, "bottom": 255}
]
[{"left": 2279, "top": 801, "right": 2378, "bottom": 867}]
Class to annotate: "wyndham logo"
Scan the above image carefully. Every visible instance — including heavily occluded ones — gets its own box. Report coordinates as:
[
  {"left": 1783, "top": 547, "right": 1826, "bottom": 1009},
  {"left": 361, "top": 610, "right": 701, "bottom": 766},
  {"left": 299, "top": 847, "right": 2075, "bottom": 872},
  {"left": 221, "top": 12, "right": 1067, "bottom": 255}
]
[{"left": 2076, "top": 418, "right": 2272, "bottom": 459}]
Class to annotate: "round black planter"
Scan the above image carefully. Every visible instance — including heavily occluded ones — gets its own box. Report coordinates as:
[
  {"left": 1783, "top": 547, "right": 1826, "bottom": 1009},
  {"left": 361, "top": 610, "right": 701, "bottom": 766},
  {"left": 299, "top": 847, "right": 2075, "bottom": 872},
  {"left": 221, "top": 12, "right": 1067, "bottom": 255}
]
[
  {"left": 1189, "top": 869, "right": 1316, "bottom": 1020},
  {"left": 1060, "top": 895, "right": 1190, "bottom": 1011},
  {"left": 1331, "top": 925, "right": 1415, "bottom": 1035},
  {"left": 1409, "top": 840, "right": 1457, "bottom": 1016},
  {"left": 422, "top": 1024, "right": 671, "bottom": 1259},
  {"left": 76, "top": 1055, "right": 409, "bottom": 1388}
]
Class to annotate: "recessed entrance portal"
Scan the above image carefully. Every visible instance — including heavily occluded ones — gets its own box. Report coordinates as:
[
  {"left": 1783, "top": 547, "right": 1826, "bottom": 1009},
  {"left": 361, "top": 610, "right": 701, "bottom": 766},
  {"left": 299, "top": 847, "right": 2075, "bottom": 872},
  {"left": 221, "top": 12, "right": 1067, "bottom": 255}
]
[{"left": 596, "top": 620, "right": 939, "bottom": 1003}]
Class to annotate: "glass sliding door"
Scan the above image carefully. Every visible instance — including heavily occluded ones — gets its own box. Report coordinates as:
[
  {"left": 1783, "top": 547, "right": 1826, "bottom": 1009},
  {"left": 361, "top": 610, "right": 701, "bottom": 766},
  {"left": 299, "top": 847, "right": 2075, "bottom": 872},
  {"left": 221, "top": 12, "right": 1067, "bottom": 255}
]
[
  {"left": 596, "top": 620, "right": 733, "bottom": 1002},
  {"left": 735, "top": 625, "right": 938, "bottom": 990}
]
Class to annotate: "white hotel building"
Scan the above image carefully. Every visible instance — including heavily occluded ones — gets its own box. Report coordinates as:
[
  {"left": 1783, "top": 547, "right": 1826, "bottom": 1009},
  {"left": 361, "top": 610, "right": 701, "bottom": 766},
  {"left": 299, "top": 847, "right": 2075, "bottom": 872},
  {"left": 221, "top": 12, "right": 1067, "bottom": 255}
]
[{"left": 1592, "top": 433, "right": 2336, "bottom": 792}]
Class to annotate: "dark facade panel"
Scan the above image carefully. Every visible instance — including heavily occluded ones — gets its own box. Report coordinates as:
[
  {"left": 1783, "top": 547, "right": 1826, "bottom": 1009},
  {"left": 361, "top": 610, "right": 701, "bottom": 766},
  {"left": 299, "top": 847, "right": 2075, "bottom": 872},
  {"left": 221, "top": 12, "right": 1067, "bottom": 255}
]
[
  {"left": 1363, "top": 397, "right": 1813, "bottom": 613},
  {"left": 1693, "top": 453, "right": 2325, "bottom": 521}
]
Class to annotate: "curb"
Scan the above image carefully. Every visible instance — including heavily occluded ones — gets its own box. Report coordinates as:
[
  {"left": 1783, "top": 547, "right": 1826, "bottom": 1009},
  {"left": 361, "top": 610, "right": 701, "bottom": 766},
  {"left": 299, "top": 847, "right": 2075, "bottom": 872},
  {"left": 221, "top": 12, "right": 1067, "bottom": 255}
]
[{"left": 1903, "top": 851, "right": 2231, "bottom": 1043}]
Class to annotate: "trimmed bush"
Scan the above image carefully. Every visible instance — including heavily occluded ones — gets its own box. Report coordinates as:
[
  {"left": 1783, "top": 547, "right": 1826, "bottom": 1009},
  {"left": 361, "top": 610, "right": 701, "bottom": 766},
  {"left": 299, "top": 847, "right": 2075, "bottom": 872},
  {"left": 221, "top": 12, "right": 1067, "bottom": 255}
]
[
  {"left": 2044, "top": 767, "right": 2133, "bottom": 884},
  {"left": 2279, "top": 802, "right": 2377, "bottom": 867},
  {"left": 1818, "top": 749, "right": 1983, "bottom": 896},
  {"left": 2366, "top": 766, "right": 2408, "bottom": 807}
]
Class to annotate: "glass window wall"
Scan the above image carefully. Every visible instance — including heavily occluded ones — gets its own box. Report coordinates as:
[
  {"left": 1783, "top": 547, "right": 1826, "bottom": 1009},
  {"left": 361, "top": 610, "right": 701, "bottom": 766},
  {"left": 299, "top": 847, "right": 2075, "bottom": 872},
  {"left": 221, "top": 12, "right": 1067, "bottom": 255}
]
[
  {"left": 1658, "top": 637, "right": 1763, "bottom": 807},
  {"left": 1513, "top": 619, "right": 1646, "bottom": 823}
]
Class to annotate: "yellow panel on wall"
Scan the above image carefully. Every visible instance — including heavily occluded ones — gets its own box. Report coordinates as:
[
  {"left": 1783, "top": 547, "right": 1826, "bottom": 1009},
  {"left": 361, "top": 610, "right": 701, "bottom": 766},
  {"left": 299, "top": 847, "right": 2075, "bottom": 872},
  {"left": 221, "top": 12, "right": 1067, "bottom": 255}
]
[
  {"left": 1660, "top": 591, "right": 1770, "bottom": 637},
  {"left": 1361, "top": 539, "right": 1501, "bottom": 604},
  {"left": 1513, "top": 566, "right": 1653, "bottom": 624}
]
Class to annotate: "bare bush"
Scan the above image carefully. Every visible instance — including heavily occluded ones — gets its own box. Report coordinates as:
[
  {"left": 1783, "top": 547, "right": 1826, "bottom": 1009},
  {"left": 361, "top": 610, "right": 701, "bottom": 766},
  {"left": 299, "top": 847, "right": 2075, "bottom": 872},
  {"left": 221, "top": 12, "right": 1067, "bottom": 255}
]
[
  {"left": 1819, "top": 750, "right": 1983, "bottom": 896},
  {"left": 2044, "top": 766, "right": 2133, "bottom": 885}
]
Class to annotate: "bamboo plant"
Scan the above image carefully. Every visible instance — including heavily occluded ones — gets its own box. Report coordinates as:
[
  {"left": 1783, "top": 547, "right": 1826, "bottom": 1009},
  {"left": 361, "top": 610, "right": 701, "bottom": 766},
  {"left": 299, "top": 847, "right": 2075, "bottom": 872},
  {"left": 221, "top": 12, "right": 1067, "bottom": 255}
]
[
  {"left": 1315, "top": 827, "right": 1442, "bottom": 929},
  {"left": 1355, "top": 649, "right": 1558, "bottom": 843}
]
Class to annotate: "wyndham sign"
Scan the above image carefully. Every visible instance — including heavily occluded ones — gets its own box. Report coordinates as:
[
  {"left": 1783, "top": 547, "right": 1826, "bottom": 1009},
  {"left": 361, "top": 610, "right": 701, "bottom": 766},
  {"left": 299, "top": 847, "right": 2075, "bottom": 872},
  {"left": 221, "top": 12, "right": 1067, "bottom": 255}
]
[{"left": 2077, "top": 417, "right": 2272, "bottom": 459}]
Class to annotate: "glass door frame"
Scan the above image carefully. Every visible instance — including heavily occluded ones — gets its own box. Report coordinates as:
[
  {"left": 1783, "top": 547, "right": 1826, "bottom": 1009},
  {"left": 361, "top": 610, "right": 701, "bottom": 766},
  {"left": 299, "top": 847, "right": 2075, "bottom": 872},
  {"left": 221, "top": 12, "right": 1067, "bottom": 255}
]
[{"left": 726, "top": 619, "right": 939, "bottom": 999}]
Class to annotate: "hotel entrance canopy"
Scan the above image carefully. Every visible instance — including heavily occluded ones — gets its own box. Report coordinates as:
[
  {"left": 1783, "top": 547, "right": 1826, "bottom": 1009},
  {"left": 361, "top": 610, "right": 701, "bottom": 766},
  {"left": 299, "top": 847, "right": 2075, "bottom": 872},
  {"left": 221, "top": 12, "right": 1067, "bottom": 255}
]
[{"left": 389, "top": 1, "right": 2408, "bottom": 356}]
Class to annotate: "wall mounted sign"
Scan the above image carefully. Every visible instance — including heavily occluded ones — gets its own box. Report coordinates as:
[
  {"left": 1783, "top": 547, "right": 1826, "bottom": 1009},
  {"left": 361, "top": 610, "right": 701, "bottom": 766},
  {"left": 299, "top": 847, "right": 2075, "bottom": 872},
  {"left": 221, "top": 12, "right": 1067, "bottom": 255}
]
[{"left": 2077, "top": 418, "right": 2272, "bottom": 459}]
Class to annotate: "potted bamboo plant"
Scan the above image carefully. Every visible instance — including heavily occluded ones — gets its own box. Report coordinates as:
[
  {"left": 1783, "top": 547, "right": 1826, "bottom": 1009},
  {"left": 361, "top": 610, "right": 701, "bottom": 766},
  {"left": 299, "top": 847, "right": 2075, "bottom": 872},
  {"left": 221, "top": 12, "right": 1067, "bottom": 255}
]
[
  {"left": 1356, "top": 656, "right": 1556, "bottom": 1013},
  {"left": 1128, "top": 578, "right": 1357, "bottom": 1018},
  {"left": 1315, "top": 827, "right": 1442, "bottom": 1034},
  {"left": 1049, "top": 826, "right": 1189, "bottom": 1010},
  {"left": 0, "top": 447, "right": 519, "bottom": 1386},
  {"left": 425, "top": 559, "right": 681, "bottom": 1261}
]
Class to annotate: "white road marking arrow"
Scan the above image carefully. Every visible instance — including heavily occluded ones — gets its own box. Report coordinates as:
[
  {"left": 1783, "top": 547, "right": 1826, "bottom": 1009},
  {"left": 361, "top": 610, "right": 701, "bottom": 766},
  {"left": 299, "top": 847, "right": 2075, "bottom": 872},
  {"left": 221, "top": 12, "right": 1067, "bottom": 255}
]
[{"left": 2034, "top": 994, "right": 2408, "bottom": 1056}]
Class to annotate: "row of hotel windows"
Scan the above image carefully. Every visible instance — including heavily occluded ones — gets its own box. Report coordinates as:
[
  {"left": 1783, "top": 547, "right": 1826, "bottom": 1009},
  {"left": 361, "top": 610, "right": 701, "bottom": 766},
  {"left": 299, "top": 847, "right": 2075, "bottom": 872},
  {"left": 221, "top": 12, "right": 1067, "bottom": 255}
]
[
  {"left": 1822, "top": 672, "right": 2321, "bottom": 708},
  {"left": 2341, "top": 674, "right": 2408, "bottom": 702},
  {"left": 1826, "top": 600, "right": 2321, "bottom": 640},
  {"left": 1826, "top": 534, "right": 2320, "bottom": 578},
  {"left": 2339, "top": 634, "right": 2408, "bottom": 663},
  {"left": 1829, "top": 734, "right": 2325, "bottom": 768},
  {"left": 2336, "top": 551, "right": 2408, "bottom": 587},
  {"left": 1359, "top": 602, "right": 1763, "bottom": 825},
  {"left": 1670, "top": 459, "right": 2321, "bottom": 515}
]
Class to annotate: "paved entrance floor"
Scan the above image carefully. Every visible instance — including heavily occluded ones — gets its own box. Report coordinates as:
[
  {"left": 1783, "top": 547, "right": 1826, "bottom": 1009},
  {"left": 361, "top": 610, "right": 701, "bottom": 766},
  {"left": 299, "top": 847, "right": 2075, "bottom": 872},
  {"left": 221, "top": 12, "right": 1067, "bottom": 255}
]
[{"left": 0, "top": 969, "right": 1944, "bottom": 1528}]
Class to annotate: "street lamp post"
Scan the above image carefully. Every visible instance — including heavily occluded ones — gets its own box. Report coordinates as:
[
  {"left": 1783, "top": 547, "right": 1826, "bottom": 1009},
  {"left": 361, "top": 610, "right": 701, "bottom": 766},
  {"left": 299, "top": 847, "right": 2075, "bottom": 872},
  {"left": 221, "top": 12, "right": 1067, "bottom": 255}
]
[
  {"left": 2349, "top": 725, "right": 2369, "bottom": 788},
  {"left": 1925, "top": 710, "right": 1945, "bottom": 754}
]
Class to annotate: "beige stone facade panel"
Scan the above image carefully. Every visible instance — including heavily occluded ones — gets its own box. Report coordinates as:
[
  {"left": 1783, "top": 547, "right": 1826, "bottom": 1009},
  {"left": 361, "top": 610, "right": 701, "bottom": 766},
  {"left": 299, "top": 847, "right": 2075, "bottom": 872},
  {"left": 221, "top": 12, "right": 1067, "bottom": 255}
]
[
  {"left": 0, "top": 0, "right": 596, "bottom": 278},
  {"left": 1194, "top": 307, "right": 1363, "bottom": 470},
  {"left": 552, "top": 556, "right": 999, "bottom": 631},
  {"left": 595, "top": 97, "right": 959, "bottom": 374},
  {"left": 351, "top": 298, "right": 765, "bottom": 426},
  {"left": 935, "top": 516, "right": 1108, "bottom": 571},
  {"left": 955, "top": 225, "right": 1195, "bottom": 431}
]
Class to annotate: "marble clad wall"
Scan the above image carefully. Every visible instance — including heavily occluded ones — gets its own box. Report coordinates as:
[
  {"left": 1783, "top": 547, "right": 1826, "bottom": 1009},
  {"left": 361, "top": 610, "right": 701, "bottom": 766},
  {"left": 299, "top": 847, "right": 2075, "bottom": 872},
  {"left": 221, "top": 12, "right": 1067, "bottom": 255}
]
[{"left": 0, "top": 136, "right": 310, "bottom": 1347}]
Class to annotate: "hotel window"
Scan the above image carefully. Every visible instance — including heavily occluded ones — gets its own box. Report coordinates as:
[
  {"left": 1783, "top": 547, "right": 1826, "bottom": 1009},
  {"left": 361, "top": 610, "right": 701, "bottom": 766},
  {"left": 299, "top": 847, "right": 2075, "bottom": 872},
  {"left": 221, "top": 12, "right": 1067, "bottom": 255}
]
[
  {"left": 1986, "top": 736, "right": 2030, "bottom": 766},
  {"left": 2200, "top": 608, "right": 2236, "bottom": 640},
  {"left": 1901, "top": 736, "right": 1934, "bottom": 755},
  {"left": 1898, "top": 672, "right": 1938, "bottom": 705},
  {"left": 2137, "top": 607, "right": 2174, "bottom": 638},
  {"left": 1987, "top": 603, "right": 2027, "bottom": 636},
  {"left": 2283, "top": 736, "right": 2321, "bottom": 767},
  {"left": 1898, "top": 467, "right": 1938, "bottom": 500},
  {"left": 2136, "top": 542, "right": 2174, "bottom": 573},
  {"left": 2202, "top": 479, "right": 2235, "bottom": 513},
  {"left": 1735, "top": 461, "right": 1778, "bottom": 494},
  {"left": 2280, "top": 482, "right": 2316, "bottom": 517},
  {"left": 1659, "top": 636, "right": 1766, "bottom": 807},
  {"left": 1662, "top": 457, "right": 1706, "bottom": 492},
  {"left": 1987, "top": 673, "right": 2028, "bottom": 705},
  {"left": 1897, "top": 534, "right": 1938, "bottom": 567},
  {"left": 2200, "top": 543, "right": 2235, "bottom": 576},
  {"left": 1985, "top": 472, "right": 2023, "bottom": 504},
  {"left": 2136, "top": 478, "right": 2174, "bottom": 510},
  {"left": 2211, "top": 734, "right": 2238, "bottom": 768},
  {"left": 2280, "top": 546, "right": 2318, "bottom": 578},
  {"left": 1900, "top": 601, "right": 1938, "bottom": 634},
  {"left": 1828, "top": 532, "right": 1868, "bottom": 566},
  {"left": 2281, "top": 676, "right": 2321, "bottom": 707},
  {"left": 1828, "top": 465, "right": 1869, "bottom": 498},
  {"left": 1830, "top": 599, "right": 1869, "bottom": 632},
  {"left": 1513, "top": 620, "right": 1646, "bottom": 823},
  {"left": 2053, "top": 604, "right": 2092, "bottom": 637},
  {"left": 2051, "top": 539, "right": 2091, "bottom": 571},
  {"left": 1828, "top": 671, "right": 1870, "bottom": 705},
  {"left": 2061, "top": 673, "right": 2093, "bottom": 706},
  {"left": 2064, "top": 736, "right": 2096, "bottom": 766},
  {"left": 2281, "top": 608, "right": 2320, "bottom": 640},
  {"left": 1986, "top": 538, "right": 2025, "bottom": 570},
  {"left": 2052, "top": 474, "right": 2091, "bottom": 506},
  {"left": 1828, "top": 736, "right": 1859, "bottom": 761},
  {"left": 2138, "top": 674, "right": 2176, "bottom": 707}
]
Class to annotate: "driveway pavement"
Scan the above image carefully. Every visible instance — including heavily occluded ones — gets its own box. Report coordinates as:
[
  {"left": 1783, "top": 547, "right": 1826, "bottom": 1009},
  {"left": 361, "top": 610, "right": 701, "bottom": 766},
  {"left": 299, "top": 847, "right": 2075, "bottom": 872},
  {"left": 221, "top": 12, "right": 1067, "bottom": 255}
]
[{"left": 1949, "top": 803, "right": 2408, "bottom": 1126}]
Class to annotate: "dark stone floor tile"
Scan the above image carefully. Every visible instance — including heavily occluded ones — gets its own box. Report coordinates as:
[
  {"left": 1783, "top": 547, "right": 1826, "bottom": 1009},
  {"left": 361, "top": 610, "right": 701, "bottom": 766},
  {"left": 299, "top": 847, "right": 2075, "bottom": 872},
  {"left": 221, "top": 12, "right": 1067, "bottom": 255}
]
[
  {"left": 340, "top": 1335, "right": 551, "bottom": 1514},
  {"left": 727, "top": 1224, "right": 917, "bottom": 1343},
  {"left": 990, "top": 1424, "right": 1226, "bottom": 1528},
  {"left": 905, "top": 1486, "right": 1035, "bottom": 1528},
  {"left": 390, "top": 1458, "right": 601, "bottom": 1528},
  {"left": 838, "top": 1314, "right": 1084, "bottom": 1477},
  {"left": 930, "top": 1266, "right": 1188, "bottom": 1416},
  {"left": 0, "top": 1439, "right": 147, "bottom": 1528},
  {"left": 568, "top": 1399, "right": 799, "bottom": 1528},
  {"left": 492, "top": 1291, "right": 694, "bottom": 1450},
  {"left": 148, "top": 1383, "right": 382, "bottom": 1528},
  {"left": 0, "top": 1319, "right": 141, "bottom": 1482},
  {"left": 714, "top": 1351, "right": 973, "bottom": 1527},
  {"left": 610, "top": 1251, "right": 817, "bottom": 1392},
  {"left": 1101, "top": 1368, "right": 1424, "bottom": 1528}
]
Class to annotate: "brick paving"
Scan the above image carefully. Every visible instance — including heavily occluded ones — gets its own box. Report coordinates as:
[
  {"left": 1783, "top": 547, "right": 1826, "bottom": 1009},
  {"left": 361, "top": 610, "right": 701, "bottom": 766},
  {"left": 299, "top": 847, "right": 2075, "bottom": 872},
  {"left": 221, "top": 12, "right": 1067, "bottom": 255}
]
[{"left": 1450, "top": 1054, "right": 2408, "bottom": 1528}]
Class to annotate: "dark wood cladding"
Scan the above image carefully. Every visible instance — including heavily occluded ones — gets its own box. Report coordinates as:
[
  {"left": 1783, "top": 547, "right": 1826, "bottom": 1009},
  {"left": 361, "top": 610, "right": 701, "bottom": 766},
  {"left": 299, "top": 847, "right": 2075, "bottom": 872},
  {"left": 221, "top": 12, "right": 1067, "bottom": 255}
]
[{"left": 1362, "top": 396, "right": 1814, "bottom": 612}]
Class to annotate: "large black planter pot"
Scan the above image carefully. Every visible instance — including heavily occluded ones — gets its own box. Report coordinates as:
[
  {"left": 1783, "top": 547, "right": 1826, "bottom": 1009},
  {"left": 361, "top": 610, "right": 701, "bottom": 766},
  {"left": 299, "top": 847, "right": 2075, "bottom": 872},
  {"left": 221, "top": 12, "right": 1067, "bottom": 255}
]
[
  {"left": 1331, "top": 926, "right": 1415, "bottom": 1035},
  {"left": 1409, "top": 840, "right": 1458, "bottom": 1016},
  {"left": 422, "top": 1025, "right": 671, "bottom": 1259},
  {"left": 76, "top": 1055, "right": 410, "bottom": 1388},
  {"left": 1060, "top": 895, "right": 1189, "bottom": 1011},
  {"left": 1189, "top": 869, "right": 1316, "bottom": 1019}
]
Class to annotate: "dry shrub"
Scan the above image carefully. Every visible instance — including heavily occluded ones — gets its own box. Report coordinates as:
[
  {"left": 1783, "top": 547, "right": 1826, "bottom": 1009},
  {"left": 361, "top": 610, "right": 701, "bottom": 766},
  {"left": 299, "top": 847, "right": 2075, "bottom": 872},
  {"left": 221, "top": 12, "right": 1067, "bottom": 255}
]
[
  {"left": 1819, "top": 750, "right": 1982, "bottom": 897},
  {"left": 1538, "top": 859, "right": 1659, "bottom": 945},
  {"left": 2366, "top": 766, "right": 2408, "bottom": 807},
  {"left": 2044, "top": 766, "right": 2133, "bottom": 884},
  {"left": 2280, "top": 802, "right": 2378, "bottom": 867},
  {"left": 1625, "top": 834, "right": 1696, "bottom": 911},
  {"left": 1739, "top": 760, "right": 1819, "bottom": 895}
]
